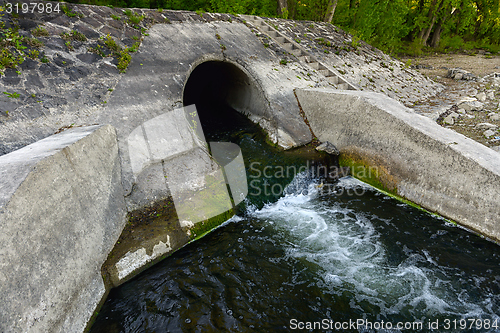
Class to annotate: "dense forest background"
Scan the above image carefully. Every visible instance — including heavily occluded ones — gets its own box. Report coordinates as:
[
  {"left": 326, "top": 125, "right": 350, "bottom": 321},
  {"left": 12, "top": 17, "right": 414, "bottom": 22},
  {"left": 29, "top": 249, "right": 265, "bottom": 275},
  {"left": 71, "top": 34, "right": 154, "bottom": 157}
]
[{"left": 65, "top": 0, "right": 500, "bottom": 55}]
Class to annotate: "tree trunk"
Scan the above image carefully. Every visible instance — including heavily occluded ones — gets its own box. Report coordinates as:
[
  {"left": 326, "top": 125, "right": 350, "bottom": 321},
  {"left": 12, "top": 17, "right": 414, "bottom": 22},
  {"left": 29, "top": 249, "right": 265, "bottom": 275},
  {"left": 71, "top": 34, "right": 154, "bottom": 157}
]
[
  {"left": 430, "top": 22, "right": 443, "bottom": 47},
  {"left": 422, "top": 0, "right": 446, "bottom": 45},
  {"left": 455, "top": 8, "right": 462, "bottom": 35},
  {"left": 420, "top": 17, "right": 436, "bottom": 44},
  {"left": 417, "top": 0, "right": 438, "bottom": 42},
  {"left": 350, "top": 0, "right": 360, "bottom": 26},
  {"left": 430, "top": 2, "right": 455, "bottom": 48},
  {"left": 324, "top": 0, "right": 338, "bottom": 22},
  {"left": 277, "top": 0, "right": 288, "bottom": 16}
]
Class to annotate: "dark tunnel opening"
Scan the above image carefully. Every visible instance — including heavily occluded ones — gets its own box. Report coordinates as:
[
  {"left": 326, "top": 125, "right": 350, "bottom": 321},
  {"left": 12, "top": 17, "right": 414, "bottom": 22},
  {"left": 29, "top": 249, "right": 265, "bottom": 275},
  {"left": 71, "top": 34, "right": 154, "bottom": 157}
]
[
  {"left": 183, "top": 61, "right": 251, "bottom": 111},
  {"left": 182, "top": 61, "right": 269, "bottom": 141}
]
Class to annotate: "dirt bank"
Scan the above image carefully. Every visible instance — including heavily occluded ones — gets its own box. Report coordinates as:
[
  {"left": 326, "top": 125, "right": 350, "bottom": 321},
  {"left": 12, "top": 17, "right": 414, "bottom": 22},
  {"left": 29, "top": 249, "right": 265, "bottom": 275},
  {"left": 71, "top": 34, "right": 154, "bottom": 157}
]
[{"left": 403, "top": 53, "right": 500, "bottom": 149}]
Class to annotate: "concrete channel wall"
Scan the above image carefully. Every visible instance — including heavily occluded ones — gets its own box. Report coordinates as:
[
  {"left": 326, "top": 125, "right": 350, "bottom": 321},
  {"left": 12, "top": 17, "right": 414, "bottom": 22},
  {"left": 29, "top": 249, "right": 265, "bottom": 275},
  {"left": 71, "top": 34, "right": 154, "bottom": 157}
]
[
  {"left": 0, "top": 108, "right": 237, "bottom": 332},
  {"left": 2, "top": 87, "right": 500, "bottom": 333},
  {"left": 0, "top": 125, "right": 126, "bottom": 333},
  {"left": 296, "top": 88, "right": 500, "bottom": 242}
]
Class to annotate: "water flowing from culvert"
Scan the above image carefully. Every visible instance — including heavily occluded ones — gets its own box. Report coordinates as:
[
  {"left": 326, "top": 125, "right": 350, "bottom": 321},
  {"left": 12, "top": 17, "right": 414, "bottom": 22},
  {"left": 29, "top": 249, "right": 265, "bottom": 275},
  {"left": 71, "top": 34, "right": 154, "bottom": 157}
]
[{"left": 90, "top": 104, "right": 500, "bottom": 333}]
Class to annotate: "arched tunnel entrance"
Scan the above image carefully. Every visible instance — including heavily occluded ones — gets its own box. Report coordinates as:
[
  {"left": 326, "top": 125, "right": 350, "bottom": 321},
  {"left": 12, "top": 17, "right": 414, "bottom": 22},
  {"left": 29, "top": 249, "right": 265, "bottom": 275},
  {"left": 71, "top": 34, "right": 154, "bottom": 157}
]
[
  {"left": 183, "top": 60, "right": 270, "bottom": 141},
  {"left": 181, "top": 59, "right": 338, "bottom": 207}
]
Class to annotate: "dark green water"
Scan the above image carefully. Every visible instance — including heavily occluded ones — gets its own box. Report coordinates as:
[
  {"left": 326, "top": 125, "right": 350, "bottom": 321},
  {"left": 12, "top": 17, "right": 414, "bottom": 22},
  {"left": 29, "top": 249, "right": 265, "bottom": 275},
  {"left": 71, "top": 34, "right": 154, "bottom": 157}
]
[{"left": 91, "top": 105, "right": 500, "bottom": 333}]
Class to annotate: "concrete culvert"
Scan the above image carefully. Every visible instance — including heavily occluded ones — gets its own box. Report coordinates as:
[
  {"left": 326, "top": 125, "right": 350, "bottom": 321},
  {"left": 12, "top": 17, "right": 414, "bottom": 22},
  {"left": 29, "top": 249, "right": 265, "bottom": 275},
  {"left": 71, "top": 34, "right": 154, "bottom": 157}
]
[{"left": 183, "top": 60, "right": 270, "bottom": 123}]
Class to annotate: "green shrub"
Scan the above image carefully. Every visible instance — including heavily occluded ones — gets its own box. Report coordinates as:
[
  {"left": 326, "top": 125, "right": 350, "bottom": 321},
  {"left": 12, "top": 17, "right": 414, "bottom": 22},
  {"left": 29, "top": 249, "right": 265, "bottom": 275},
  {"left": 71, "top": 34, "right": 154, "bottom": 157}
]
[
  {"left": 129, "top": 13, "right": 144, "bottom": 25},
  {"left": 72, "top": 30, "right": 87, "bottom": 42},
  {"left": 124, "top": 9, "right": 144, "bottom": 25},
  {"left": 27, "top": 49, "right": 40, "bottom": 59},
  {"left": 117, "top": 50, "right": 131, "bottom": 73},
  {"left": 3, "top": 91, "right": 21, "bottom": 98},
  {"left": 61, "top": 30, "right": 87, "bottom": 42},
  {"left": 26, "top": 38, "right": 44, "bottom": 48},
  {"left": 31, "top": 26, "right": 49, "bottom": 37},
  {"left": 65, "top": 41, "right": 74, "bottom": 51},
  {"left": 127, "top": 42, "right": 140, "bottom": 53},
  {"left": 104, "top": 34, "right": 121, "bottom": 54},
  {"left": 0, "top": 22, "right": 25, "bottom": 74},
  {"left": 88, "top": 44, "right": 106, "bottom": 57},
  {"left": 439, "top": 35, "right": 464, "bottom": 52},
  {"left": 406, "top": 38, "right": 424, "bottom": 56},
  {"left": 62, "top": 5, "right": 77, "bottom": 17}
]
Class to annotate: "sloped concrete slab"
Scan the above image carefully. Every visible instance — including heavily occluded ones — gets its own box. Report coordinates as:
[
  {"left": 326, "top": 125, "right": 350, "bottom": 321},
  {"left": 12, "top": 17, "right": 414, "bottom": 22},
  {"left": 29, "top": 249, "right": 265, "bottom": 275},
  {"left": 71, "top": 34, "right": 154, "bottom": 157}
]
[
  {"left": 0, "top": 125, "right": 126, "bottom": 333},
  {"left": 296, "top": 88, "right": 500, "bottom": 242}
]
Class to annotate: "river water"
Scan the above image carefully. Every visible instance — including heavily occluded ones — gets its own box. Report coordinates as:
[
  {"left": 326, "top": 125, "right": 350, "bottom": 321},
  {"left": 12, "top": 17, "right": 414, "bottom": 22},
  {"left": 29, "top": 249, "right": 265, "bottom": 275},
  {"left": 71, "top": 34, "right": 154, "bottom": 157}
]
[{"left": 91, "top": 105, "right": 500, "bottom": 332}]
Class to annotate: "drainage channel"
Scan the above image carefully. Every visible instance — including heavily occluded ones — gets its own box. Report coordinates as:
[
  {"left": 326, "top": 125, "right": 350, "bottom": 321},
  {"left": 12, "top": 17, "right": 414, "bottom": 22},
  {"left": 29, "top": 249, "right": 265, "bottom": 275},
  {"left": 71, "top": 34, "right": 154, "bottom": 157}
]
[{"left": 90, "top": 102, "right": 500, "bottom": 333}]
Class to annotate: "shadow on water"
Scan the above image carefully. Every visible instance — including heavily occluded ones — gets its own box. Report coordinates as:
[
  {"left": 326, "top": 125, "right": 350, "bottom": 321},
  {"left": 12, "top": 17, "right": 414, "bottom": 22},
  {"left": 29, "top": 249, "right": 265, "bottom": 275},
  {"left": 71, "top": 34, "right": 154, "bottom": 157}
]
[{"left": 90, "top": 103, "right": 500, "bottom": 333}]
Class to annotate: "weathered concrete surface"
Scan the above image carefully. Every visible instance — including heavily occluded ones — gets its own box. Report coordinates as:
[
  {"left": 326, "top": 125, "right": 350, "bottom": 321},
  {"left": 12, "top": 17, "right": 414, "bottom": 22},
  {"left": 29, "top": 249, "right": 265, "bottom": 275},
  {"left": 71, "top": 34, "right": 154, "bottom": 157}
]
[
  {"left": 0, "top": 125, "right": 126, "bottom": 333},
  {"left": 114, "top": 237, "right": 172, "bottom": 281},
  {"left": 296, "top": 88, "right": 500, "bottom": 242},
  {"left": 101, "top": 198, "right": 190, "bottom": 288}
]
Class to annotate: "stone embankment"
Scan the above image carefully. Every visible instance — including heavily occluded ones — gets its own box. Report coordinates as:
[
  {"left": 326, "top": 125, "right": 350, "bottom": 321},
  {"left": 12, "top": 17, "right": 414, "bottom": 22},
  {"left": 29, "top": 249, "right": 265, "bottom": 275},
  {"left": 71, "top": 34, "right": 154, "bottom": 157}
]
[
  {"left": 437, "top": 71, "right": 500, "bottom": 151},
  {"left": 248, "top": 16, "right": 443, "bottom": 105},
  {"left": 0, "top": 0, "right": 442, "bottom": 156}
]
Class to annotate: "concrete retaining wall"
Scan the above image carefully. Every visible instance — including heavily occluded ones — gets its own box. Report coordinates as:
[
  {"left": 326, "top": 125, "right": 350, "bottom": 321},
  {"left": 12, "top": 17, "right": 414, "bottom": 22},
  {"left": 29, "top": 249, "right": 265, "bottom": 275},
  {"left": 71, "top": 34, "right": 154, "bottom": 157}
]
[
  {"left": 0, "top": 125, "right": 126, "bottom": 333},
  {"left": 296, "top": 88, "right": 500, "bottom": 242}
]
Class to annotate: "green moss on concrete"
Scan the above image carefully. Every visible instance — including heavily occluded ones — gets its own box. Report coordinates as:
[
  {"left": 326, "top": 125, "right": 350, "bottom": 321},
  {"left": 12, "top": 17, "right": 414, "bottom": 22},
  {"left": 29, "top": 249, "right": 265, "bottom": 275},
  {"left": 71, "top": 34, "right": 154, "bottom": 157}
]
[
  {"left": 174, "top": 173, "right": 233, "bottom": 225},
  {"left": 189, "top": 208, "right": 234, "bottom": 241},
  {"left": 373, "top": 185, "right": 456, "bottom": 225},
  {"left": 339, "top": 153, "right": 396, "bottom": 195}
]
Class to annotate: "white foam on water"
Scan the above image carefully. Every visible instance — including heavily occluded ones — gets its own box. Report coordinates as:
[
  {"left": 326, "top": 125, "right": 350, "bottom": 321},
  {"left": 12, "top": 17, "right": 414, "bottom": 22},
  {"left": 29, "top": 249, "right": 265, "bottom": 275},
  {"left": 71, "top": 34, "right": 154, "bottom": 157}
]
[{"left": 246, "top": 172, "right": 500, "bottom": 323}]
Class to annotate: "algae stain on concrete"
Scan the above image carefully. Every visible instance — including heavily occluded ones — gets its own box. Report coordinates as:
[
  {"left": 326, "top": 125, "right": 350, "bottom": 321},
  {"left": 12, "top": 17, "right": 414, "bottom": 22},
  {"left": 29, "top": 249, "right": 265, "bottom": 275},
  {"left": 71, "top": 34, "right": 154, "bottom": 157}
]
[
  {"left": 172, "top": 171, "right": 233, "bottom": 234},
  {"left": 339, "top": 149, "right": 459, "bottom": 225},
  {"left": 339, "top": 149, "right": 398, "bottom": 195},
  {"left": 101, "top": 176, "right": 238, "bottom": 288}
]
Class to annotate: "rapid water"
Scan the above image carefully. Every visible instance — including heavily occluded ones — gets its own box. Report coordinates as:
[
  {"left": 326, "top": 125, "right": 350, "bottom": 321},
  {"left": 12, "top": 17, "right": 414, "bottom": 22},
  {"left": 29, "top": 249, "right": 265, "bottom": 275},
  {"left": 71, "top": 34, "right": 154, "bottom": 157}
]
[{"left": 91, "top": 105, "right": 500, "bottom": 332}]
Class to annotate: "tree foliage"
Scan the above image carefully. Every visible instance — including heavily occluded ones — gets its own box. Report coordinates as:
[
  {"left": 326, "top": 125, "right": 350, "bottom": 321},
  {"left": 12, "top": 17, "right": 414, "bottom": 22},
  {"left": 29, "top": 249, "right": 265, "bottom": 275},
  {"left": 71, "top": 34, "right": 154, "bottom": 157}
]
[{"left": 331, "top": 0, "right": 500, "bottom": 53}]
